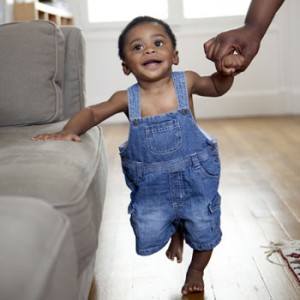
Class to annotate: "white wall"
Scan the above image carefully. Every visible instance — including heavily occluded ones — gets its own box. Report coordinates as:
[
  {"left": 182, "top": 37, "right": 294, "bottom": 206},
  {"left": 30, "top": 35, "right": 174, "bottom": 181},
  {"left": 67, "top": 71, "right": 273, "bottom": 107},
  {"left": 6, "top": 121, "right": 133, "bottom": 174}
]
[
  {"left": 287, "top": 0, "right": 300, "bottom": 113},
  {"left": 73, "top": 0, "right": 299, "bottom": 123},
  {"left": 0, "top": 0, "right": 6, "bottom": 23},
  {"left": 1, "top": 0, "right": 14, "bottom": 23},
  {"left": 3, "top": 1, "right": 300, "bottom": 123}
]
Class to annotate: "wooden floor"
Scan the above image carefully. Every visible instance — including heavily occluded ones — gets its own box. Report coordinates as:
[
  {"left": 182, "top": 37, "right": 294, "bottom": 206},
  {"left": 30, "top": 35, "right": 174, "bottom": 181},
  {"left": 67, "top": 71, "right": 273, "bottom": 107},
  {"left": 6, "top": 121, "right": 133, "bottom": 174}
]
[{"left": 90, "top": 116, "right": 300, "bottom": 300}]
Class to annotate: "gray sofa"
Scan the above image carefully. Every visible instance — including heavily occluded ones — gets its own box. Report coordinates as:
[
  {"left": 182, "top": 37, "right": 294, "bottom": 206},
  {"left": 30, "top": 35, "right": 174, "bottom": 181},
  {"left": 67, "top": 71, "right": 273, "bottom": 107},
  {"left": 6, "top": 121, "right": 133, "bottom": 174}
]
[{"left": 0, "top": 21, "right": 107, "bottom": 300}]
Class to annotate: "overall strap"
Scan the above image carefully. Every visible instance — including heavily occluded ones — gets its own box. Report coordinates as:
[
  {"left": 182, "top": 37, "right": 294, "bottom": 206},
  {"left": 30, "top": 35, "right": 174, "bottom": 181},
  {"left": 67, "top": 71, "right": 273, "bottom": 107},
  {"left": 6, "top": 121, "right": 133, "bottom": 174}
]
[
  {"left": 127, "top": 83, "right": 141, "bottom": 121},
  {"left": 172, "top": 71, "right": 189, "bottom": 110}
]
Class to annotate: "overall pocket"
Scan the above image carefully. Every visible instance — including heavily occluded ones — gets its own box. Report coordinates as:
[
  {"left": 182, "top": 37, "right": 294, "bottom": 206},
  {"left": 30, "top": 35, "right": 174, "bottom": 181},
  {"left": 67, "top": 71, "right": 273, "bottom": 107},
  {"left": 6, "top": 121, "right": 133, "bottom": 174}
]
[
  {"left": 195, "top": 141, "right": 221, "bottom": 178},
  {"left": 145, "top": 119, "right": 182, "bottom": 154},
  {"left": 199, "top": 152, "right": 220, "bottom": 178}
]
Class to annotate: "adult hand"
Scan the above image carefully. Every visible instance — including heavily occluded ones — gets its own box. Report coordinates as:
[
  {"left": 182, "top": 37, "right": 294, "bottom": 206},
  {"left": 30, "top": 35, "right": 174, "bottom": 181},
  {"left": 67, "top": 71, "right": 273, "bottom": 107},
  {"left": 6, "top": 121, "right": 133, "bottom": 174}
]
[
  {"left": 204, "top": 0, "right": 285, "bottom": 75},
  {"left": 204, "top": 25, "right": 261, "bottom": 75}
]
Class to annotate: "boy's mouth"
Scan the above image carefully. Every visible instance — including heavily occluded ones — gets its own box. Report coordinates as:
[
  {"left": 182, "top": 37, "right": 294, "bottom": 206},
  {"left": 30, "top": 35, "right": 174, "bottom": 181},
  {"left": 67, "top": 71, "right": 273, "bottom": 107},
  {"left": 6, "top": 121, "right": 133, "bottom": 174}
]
[{"left": 143, "top": 59, "right": 162, "bottom": 67}]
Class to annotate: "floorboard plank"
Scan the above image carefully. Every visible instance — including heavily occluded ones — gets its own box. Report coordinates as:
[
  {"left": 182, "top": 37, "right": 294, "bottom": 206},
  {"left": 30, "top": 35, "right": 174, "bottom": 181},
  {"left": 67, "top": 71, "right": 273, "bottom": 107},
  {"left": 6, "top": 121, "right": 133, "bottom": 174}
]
[{"left": 90, "top": 116, "right": 300, "bottom": 300}]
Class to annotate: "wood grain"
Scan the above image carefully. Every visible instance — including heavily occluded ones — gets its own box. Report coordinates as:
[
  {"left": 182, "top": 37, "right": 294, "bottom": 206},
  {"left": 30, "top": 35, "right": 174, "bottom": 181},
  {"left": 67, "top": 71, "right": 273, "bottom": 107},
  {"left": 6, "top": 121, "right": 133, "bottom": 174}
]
[{"left": 89, "top": 116, "right": 300, "bottom": 300}]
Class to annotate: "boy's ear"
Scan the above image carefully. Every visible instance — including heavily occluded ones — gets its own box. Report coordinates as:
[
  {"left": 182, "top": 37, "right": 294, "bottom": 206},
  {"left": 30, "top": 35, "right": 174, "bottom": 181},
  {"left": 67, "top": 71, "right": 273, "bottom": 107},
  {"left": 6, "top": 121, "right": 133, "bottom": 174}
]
[
  {"left": 122, "top": 62, "right": 131, "bottom": 75},
  {"left": 173, "top": 50, "right": 179, "bottom": 65}
]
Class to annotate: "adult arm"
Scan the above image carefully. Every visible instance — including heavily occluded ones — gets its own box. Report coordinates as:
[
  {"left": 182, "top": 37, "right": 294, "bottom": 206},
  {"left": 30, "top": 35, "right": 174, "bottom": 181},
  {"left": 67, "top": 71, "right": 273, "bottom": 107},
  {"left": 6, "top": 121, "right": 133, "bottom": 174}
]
[{"left": 204, "top": 0, "right": 285, "bottom": 74}]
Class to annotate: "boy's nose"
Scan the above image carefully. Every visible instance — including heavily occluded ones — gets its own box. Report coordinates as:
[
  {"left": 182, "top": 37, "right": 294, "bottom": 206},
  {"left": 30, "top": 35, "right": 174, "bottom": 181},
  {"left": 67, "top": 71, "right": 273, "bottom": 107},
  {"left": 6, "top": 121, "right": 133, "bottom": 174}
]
[{"left": 145, "top": 47, "right": 155, "bottom": 54}]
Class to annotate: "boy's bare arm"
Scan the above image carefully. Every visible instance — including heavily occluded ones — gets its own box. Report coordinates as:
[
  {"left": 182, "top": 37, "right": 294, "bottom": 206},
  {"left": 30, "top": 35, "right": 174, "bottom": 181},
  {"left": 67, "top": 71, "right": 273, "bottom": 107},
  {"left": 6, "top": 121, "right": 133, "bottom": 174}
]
[
  {"left": 186, "top": 54, "right": 243, "bottom": 97},
  {"left": 32, "top": 107, "right": 97, "bottom": 142},
  {"left": 33, "top": 90, "right": 128, "bottom": 142}
]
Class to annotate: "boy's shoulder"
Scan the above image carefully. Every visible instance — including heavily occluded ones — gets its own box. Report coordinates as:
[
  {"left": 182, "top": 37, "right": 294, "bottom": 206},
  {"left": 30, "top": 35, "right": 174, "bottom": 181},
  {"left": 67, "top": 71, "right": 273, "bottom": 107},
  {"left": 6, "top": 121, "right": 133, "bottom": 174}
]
[{"left": 110, "top": 89, "right": 128, "bottom": 105}]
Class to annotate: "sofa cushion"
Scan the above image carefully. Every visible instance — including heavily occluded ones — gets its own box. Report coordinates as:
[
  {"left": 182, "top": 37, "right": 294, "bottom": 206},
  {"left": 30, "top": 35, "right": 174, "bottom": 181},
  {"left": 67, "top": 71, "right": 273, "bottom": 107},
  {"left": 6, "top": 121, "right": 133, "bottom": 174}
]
[
  {"left": 0, "top": 122, "right": 108, "bottom": 274},
  {"left": 0, "top": 196, "right": 78, "bottom": 300},
  {"left": 0, "top": 21, "right": 65, "bottom": 126}
]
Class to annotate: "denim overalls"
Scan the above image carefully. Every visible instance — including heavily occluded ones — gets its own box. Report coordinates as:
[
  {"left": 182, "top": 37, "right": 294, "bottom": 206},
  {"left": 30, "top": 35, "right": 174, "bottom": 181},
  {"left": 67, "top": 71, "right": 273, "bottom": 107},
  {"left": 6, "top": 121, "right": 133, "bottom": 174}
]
[{"left": 119, "top": 71, "right": 222, "bottom": 256}]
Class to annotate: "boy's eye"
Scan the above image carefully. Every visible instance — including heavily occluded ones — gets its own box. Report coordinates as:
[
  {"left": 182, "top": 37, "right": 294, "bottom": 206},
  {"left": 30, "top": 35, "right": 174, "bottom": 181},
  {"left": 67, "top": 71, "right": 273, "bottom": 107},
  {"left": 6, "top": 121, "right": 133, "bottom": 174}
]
[
  {"left": 154, "top": 40, "right": 164, "bottom": 47},
  {"left": 134, "top": 44, "right": 144, "bottom": 51}
]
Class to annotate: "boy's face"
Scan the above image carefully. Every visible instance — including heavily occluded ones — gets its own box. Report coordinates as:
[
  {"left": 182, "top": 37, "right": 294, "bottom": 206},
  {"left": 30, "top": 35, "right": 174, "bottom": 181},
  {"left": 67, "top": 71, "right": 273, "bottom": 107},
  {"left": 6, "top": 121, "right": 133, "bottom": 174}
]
[{"left": 122, "top": 22, "right": 179, "bottom": 81}]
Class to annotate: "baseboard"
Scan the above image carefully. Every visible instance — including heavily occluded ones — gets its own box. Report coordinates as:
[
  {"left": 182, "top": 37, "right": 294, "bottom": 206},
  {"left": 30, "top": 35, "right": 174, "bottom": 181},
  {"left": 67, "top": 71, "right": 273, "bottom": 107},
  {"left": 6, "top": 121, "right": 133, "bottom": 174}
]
[
  {"left": 288, "top": 89, "right": 300, "bottom": 114},
  {"left": 194, "top": 91, "right": 291, "bottom": 119}
]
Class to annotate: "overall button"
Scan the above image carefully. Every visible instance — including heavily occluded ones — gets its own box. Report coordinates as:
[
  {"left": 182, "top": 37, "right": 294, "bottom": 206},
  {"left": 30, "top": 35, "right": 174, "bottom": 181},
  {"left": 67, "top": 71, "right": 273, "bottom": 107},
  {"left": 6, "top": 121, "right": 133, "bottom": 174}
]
[
  {"left": 133, "top": 119, "right": 139, "bottom": 126},
  {"left": 210, "top": 145, "right": 216, "bottom": 151},
  {"left": 181, "top": 109, "right": 188, "bottom": 115}
]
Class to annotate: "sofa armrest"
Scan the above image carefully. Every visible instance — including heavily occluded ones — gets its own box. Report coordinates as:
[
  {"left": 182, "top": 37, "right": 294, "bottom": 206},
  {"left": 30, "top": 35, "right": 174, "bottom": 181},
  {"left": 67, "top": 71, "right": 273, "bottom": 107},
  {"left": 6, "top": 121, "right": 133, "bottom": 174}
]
[
  {"left": 0, "top": 196, "right": 78, "bottom": 300},
  {"left": 60, "top": 26, "right": 86, "bottom": 118}
]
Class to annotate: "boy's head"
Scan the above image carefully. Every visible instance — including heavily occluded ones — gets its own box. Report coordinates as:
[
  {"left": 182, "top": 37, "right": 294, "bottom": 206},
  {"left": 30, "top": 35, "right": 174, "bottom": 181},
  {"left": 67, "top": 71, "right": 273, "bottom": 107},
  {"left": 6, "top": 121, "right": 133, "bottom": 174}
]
[{"left": 118, "top": 16, "right": 177, "bottom": 61}]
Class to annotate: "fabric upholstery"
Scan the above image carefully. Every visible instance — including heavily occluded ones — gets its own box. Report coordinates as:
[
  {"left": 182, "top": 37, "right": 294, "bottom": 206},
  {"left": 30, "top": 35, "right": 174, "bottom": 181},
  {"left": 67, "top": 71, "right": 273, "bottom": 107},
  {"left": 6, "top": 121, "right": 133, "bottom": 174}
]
[
  {"left": 0, "top": 121, "right": 107, "bottom": 275},
  {"left": 0, "top": 196, "right": 78, "bottom": 300},
  {"left": 0, "top": 21, "right": 65, "bottom": 126},
  {"left": 60, "top": 26, "right": 86, "bottom": 118},
  {"left": 0, "top": 20, "right": 108, "bottom": 300}
]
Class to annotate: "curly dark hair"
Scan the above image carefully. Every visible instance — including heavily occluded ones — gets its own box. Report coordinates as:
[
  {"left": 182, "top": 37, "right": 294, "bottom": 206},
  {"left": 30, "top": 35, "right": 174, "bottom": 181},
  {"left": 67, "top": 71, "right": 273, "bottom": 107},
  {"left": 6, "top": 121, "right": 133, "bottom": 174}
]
[{"left": 118, "top": 16, "right": 177, "bottom": 61}]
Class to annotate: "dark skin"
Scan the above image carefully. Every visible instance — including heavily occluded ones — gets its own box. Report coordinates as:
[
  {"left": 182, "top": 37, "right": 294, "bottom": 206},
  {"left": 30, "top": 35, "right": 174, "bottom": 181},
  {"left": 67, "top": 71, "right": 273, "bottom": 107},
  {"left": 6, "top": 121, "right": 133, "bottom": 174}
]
[
  {"left": 33, "top": 21, "right": 244, "bottom": 295},
  {"left": 204, "top": 0, "right": 285, "bottom": 75}
]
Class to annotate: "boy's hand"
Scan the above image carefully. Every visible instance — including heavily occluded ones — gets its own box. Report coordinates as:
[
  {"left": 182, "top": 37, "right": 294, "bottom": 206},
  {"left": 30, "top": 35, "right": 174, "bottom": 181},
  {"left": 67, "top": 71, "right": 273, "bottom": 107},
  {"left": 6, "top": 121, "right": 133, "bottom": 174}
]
[
  {"left": 32, "top": 131, "right": 81, "bottom": 142},
  {"left": 220, "top": 54, "right": 245, "bottom": 76}
]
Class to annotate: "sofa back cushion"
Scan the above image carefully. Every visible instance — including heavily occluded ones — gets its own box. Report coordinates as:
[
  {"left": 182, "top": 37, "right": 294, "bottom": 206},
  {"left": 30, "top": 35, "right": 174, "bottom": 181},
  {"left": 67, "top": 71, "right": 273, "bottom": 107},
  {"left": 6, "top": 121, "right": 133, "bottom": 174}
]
[{"left": 0, "top": 21, "right": 65, "bottom": 126}]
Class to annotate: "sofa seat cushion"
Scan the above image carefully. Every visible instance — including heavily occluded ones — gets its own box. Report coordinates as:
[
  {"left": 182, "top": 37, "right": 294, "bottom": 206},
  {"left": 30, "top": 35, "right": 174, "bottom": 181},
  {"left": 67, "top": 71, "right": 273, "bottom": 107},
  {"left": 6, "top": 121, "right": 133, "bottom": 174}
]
[
  {"left": 0, "top": 21, "right": 65, "bottom": 126},
  {"left": 0, "top": 122, "right": 108, "bottom": 273}
]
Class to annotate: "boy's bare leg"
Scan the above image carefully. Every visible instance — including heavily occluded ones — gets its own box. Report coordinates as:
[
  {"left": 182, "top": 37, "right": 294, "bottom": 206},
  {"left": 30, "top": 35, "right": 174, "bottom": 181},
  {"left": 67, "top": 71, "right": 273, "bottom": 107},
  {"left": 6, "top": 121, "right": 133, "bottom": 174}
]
[
  {"left": 166, "top": 225, "right": 184, "bottom": 263},
  {"left": 181, "top": 249, "right": 212, "bottom": 295}
]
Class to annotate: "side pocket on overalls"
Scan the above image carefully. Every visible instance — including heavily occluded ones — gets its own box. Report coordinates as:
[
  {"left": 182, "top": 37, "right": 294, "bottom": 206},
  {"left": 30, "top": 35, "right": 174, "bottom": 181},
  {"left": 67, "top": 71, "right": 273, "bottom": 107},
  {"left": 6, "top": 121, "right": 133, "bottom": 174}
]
[
  {"left": 208, "top": 193, "right": 221, "bottom": 232},
  {"left": 198, "top": 141, "right": 221, "bottom": 178}
]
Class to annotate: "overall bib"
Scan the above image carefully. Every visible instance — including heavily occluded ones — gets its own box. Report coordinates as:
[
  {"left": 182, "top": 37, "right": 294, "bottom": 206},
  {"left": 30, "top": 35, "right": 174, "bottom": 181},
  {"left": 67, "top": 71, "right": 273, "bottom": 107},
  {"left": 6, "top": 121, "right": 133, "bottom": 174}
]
[{"left": 119, "top": 71, "right": 222, "bottom": 256}]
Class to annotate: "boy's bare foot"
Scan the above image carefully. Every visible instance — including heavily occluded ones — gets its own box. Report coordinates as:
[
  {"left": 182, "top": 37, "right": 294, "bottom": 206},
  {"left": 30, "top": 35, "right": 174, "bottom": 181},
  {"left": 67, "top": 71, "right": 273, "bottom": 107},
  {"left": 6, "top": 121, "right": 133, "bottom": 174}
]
[
  {"left": 181, "top": 268, "right": 204, "bottom": 295},
  {"left": 166, "top": 225, "right": 184, "bottom": 263},
  {"left": 181, "top": 249, "right": 212, "bottom": 295}
]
